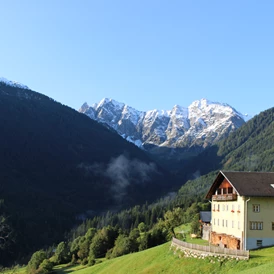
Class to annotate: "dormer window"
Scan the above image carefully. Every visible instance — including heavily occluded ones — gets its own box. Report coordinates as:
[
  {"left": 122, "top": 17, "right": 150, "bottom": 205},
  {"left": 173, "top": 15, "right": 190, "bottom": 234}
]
[
  {"left": 216, "top": 182, "right": 235, "bottom": 196},
  {"left": 211, "top": 179, "right": 237, "bottom": 201}
]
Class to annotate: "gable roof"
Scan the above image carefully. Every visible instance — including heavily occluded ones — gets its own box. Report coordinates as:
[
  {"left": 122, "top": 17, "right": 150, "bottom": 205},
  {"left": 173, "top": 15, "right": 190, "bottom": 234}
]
[
  {"left": 205, "top": 170, "right": 274, "bottom": 199},
  {"left": 200, "top": 211, "right": 211, "bottom": 223}
]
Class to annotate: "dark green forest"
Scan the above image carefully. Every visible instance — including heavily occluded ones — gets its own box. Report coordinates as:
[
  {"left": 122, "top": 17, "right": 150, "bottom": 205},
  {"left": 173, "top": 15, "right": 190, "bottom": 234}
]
[
  {"left": 0, "top": 83, "right": 176, "bottom": 266},
  {"left": 25, "top": 182, "right": 212, "bottom": 273}
]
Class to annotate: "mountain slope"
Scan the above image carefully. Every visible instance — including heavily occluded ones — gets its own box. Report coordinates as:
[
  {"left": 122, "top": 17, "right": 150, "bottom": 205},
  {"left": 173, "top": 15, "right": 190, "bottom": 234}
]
[
  {"left": 177, "top": 107, "right": 274, "bottom": 182},
  {"left": 0, "top": 79, "right": 174, "bottom": 265},
  {"left": 80, "top": 98, "right": 246, "bottom": 152},
  {"left": 219, "top": 107, "right": 274, "bottom": 171}
]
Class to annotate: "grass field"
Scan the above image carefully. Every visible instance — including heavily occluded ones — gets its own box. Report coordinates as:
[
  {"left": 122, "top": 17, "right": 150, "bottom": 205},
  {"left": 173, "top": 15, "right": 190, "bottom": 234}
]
[
  {"left": 51, "top": 241, "right": 274, "bottom": 274},
  {"left": 175, "top": 223, "right": 209, "bottom": 245},
  {"left": 4, "top": 240, "right": 274, "bottom": 274}
]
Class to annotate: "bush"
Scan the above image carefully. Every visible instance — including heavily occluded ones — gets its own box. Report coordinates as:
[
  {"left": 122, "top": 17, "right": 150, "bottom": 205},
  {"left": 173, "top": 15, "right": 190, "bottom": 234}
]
[
  {"left": 52, "top": 241, "right": 69, "bottom": 264},
  {"left": 37, "top": 259, "right": 54, "bottom": 273},
  {"left": 27, "top": 250, "right": 47, "bottom": 274},
  {"left": 81, "top": 257, "right": 88, "bottom": 265}
]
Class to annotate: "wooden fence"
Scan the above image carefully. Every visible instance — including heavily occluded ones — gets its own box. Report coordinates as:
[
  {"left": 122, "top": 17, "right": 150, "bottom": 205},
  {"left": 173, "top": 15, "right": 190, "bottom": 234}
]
[{"left": 172, "top": 237, "right": 249, "bottom": 260}]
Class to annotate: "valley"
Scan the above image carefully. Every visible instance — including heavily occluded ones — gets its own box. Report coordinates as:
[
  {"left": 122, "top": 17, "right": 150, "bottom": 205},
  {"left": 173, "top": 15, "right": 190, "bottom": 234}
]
[{"left": 0, "top": 78, "right": 274, "bottom": 273}]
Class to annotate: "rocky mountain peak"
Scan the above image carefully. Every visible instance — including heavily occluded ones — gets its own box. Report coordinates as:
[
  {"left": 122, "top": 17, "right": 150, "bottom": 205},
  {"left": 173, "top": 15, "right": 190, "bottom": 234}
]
[
  {"left": 79, "top": 98, "right": 246, "bottom": 151},
  {"left": 79, "top": 102, "right": 90, "bottom": 112}
]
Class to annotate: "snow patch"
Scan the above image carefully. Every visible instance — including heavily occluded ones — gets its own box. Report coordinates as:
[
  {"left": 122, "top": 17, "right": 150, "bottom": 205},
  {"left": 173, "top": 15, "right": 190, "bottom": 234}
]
[
  {"left": 0, "top": 77, "right": 29, "bottom": 89},
  {"left": 80, "top": 97, "right": 247, "bottom": 149}
]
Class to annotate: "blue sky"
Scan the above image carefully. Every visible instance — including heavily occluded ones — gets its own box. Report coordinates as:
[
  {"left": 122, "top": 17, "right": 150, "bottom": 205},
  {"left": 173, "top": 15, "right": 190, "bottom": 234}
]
[{"left": 1, "top": 0, "right": 274, "bottom": 116}]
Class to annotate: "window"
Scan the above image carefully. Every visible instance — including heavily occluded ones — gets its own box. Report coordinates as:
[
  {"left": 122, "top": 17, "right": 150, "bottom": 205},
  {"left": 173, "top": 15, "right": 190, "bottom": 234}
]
[
  {"left": 222, "top": 204, "right": 225, "bottom": 211},
  {"left": 226, "top": 220, "right": 228, "bottom": 227},
  {"left": 213, "top": 218, "right": 215, "bottom": 225},
  {"left": 226, "top": 204, "right": 229, "bottom": 211},
  {"left": 253, "top": 204, "right": 260, "bottom": 212},
  {"left": 238, "top": 221, "right": 240, "bottom": 230},
  {"left": 250, "top": 222, "right": 256, "bottom": 230},
  {"left": 258, "top": 222, "right": 263, "bottom": 230},
  {"left": 232, "top": 220, "right": 234, "bottom": 228},
  {"left": 257, "top": 240, "right": 263, "bottom": 247},
  {"left": 272, "top": 222, "right": 274, "bottom": 230},
  {"left": 250, "top": 222, "right": 263, "bottom": 230},
  {"left": 217, "top": 204, "right": 220, "bottom": 211},
  {"left": 222, "top": 219, "right": 224, "bottom": 227},
  {"left": 213, "top": 204, "right": 215, "bottom": 211},
  {"left": 228, "top": 187, "right": 233, "bottom": 194},
  {"left": 217, "top": 219, "right": 219, "bottom": 226}
]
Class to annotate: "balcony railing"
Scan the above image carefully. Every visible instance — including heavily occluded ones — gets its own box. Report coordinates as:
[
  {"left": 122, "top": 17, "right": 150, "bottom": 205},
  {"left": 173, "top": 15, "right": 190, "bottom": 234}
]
[{"left": 212, "top": 193, "right": 237, "bottom": 201}]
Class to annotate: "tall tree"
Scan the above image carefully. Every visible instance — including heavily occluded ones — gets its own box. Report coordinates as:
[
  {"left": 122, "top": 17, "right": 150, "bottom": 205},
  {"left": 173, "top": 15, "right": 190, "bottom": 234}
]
[{"left": 164, "top": 207, "right": 183, "bottom": 237}]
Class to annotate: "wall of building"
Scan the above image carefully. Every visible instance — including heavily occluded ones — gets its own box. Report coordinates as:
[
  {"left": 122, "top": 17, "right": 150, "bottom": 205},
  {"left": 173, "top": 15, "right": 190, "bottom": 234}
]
[
  {"left": 202, "top": 224, "right": 211, "bottom": 241},
  {"left": 246, "top": 197, "right": 274, "bottom": 250},
  {"left": 246, "top": 238, "right": 274, "bottom": 250},
  {"left": 210, "top": 231, "right": 240, "bottom": 249},
  {"left": 211, "top": 196, "right": 245, "bottom": 242}
]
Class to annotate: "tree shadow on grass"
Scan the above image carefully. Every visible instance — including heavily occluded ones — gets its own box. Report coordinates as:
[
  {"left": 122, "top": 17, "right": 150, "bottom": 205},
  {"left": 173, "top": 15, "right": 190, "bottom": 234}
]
[
  {"left": 53, "top": 264, "right": 88, "bottom": 274},
  {"left": 249, "top": 254, "right": 264, "bottom": 259}
]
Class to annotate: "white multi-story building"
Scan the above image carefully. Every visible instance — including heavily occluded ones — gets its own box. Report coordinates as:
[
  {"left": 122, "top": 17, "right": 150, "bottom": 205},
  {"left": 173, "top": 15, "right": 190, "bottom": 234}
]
[{"left": 206, "top": 171, "right": 274, "bottom": 250}]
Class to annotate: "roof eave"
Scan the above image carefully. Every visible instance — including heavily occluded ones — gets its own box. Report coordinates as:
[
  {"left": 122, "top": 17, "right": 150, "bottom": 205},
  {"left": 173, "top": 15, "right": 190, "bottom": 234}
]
[
  {"left": 205, "top": 170, "right": 241, "bottom": 199},
  {"left": 221, "top": 171, "right": 240, "bottom": 196},
  {"left": 205, "top": 171, "right": 224, "bottom": 199}
]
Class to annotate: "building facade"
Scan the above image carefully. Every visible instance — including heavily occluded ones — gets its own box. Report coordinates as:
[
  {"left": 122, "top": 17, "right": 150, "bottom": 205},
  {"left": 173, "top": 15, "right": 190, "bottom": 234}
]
[
  {"left": 200, "top": 211, "right": 211, "bottom": 241},
  {"left": 206, "top": 171, "right": 274, "bottom": 250}
]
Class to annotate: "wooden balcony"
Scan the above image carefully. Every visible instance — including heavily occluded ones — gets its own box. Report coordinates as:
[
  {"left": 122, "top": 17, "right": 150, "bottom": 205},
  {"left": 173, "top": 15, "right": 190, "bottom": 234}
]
[{"left": 212, "top": 193, "right": 237, "bottom": 201}]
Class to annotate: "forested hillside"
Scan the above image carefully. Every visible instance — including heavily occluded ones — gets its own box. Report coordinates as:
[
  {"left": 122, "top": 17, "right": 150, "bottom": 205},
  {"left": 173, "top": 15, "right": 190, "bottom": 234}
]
[
  {"left": 219, "top": 108, "right": 274, "bottom": 171},
  {"left": 0, "top": 82, "right": 174, "bottom": 266},
  {"left": 177, "top": 107, "right": 274, "bottom": 181},
  {"left": 1, "top": 80, "right": 274, "bottom": 269}
]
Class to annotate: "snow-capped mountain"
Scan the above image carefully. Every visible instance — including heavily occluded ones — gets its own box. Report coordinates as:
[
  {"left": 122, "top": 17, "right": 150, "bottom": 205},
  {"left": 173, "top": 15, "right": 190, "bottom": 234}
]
[
  {"left": 0, "top": 77, "right": 54, "bottom": 102},
  {"left": 0, "top": 77, "right": 29, "bottom": 89},
  {"left": 79, "top": 98, "right": 246, "bottom": 150}
]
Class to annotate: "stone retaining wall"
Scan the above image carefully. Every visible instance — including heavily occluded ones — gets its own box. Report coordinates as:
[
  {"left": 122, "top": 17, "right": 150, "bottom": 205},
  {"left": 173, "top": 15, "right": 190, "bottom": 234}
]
[{"left": 171, "top": 237, "right": 249, "bottom": 260}]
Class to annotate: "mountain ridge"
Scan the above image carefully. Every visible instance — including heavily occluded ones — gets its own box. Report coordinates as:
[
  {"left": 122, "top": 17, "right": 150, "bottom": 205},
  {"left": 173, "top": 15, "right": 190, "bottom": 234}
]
[
  {"left": 79, "top": 98, "right": 248, "bottom": 152},
  {"left": 0, "top": 76, "right": 30, "bottom": 90}
]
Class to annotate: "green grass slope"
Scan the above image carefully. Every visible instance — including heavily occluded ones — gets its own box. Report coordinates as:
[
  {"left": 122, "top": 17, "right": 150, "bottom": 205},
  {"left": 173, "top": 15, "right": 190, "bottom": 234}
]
[{"left": 51, "top": 241, "right": 274, "bottom": 274}]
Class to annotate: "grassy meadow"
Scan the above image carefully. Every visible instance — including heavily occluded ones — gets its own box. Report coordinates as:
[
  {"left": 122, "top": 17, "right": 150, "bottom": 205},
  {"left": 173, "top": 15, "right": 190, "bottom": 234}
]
[
  {"left": 3, "top": 237, "right": 274, "bottom": 274},
  {"left": 49, "top": 242, "right": 274, "bottom": 274},
  {"left": 4, "top": 242, "right": 274, "bottom": 274}
]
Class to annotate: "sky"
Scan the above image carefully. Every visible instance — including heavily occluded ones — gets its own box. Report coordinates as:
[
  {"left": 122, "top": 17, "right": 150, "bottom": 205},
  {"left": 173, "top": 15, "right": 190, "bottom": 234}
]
[{"left": 1, "top": 0, "right": 274, "bottom": 117}]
